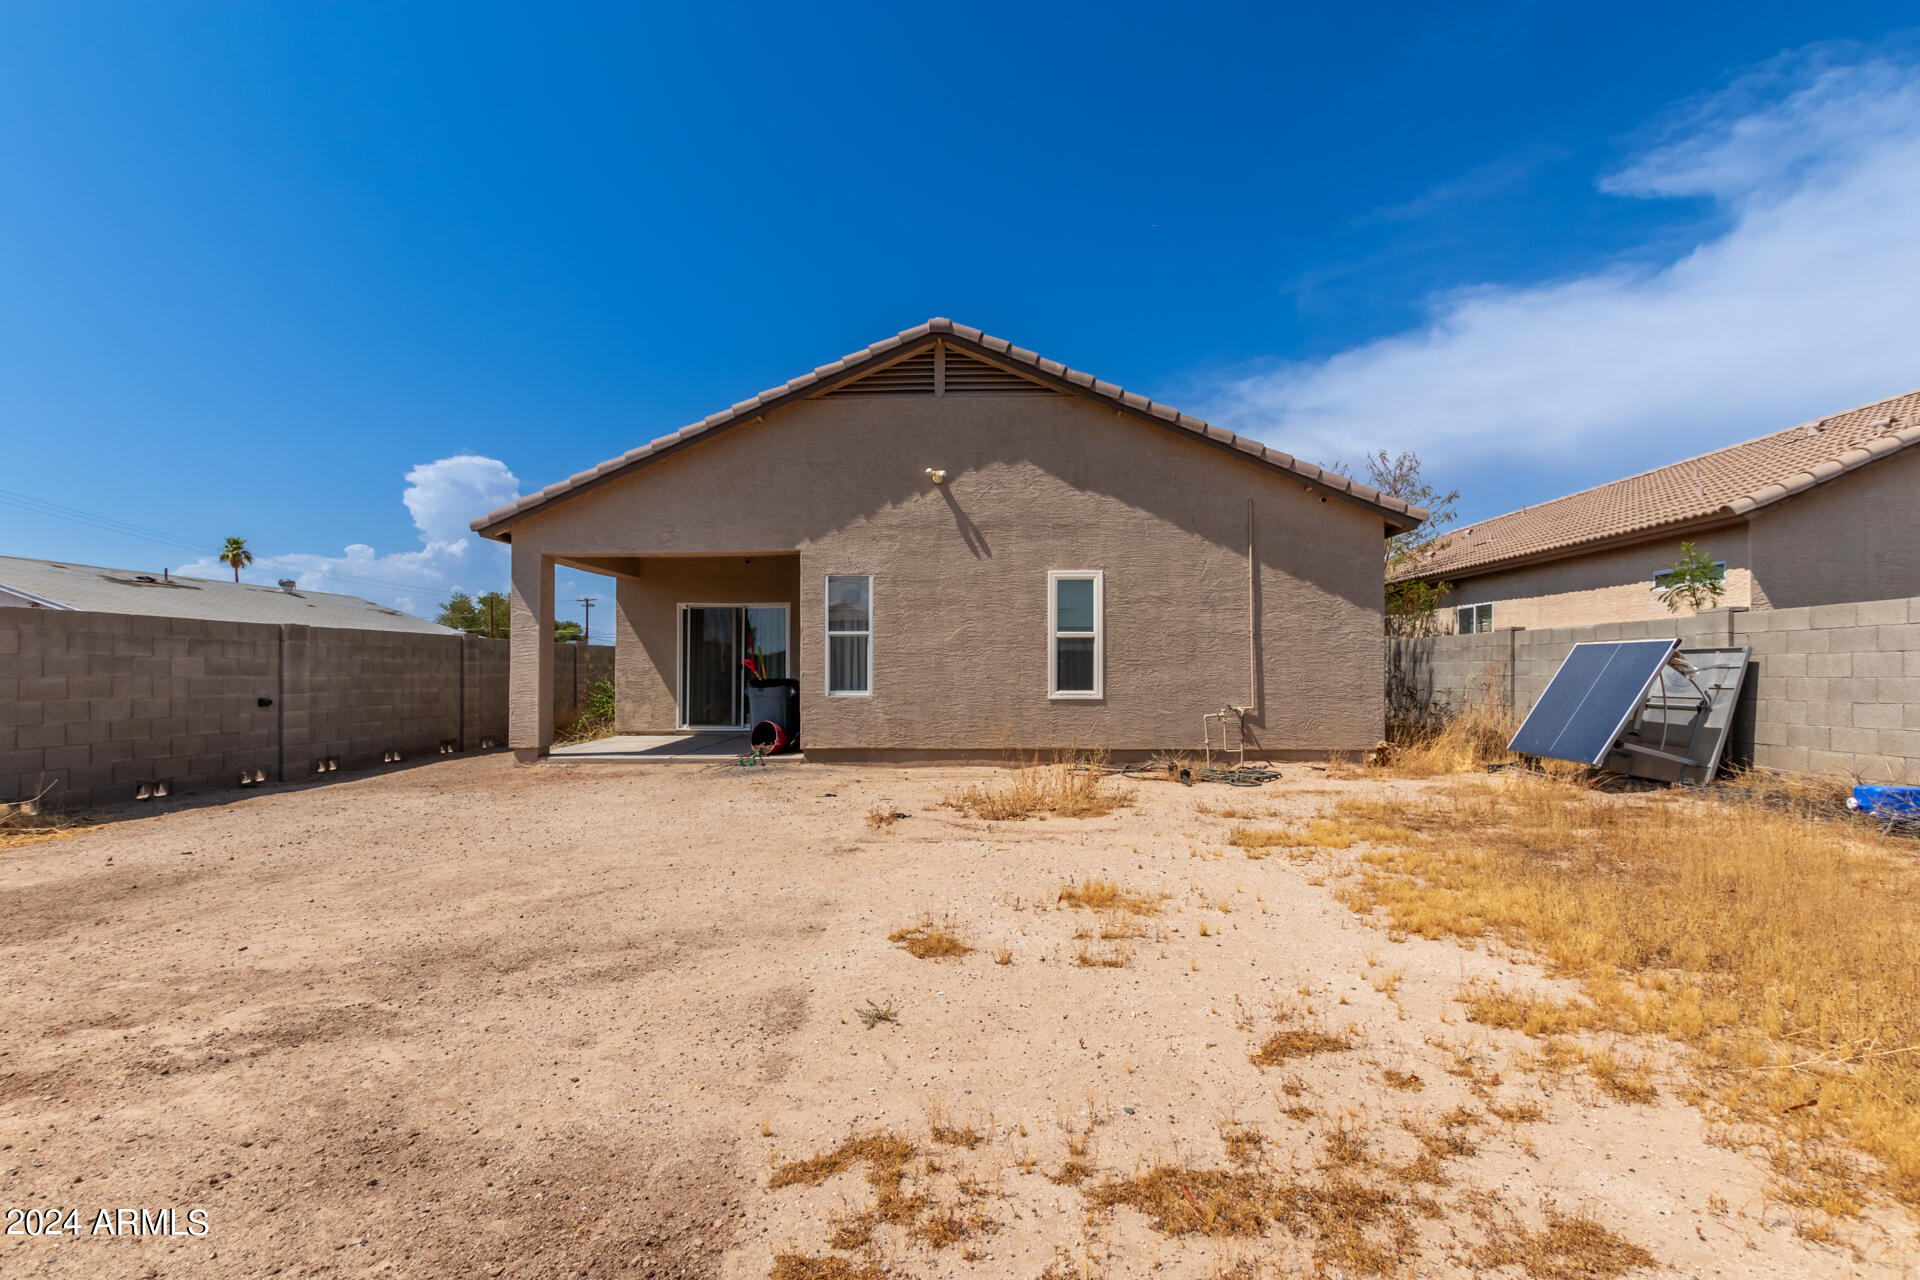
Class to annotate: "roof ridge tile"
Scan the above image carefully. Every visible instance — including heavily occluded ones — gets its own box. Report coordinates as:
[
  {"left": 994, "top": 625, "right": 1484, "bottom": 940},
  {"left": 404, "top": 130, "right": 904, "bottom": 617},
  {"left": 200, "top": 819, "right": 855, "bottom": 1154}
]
[
  {"left": 473, "top": 318, "right": 1430, "bottom": 534},
  {"left": 1400, "top": 386, "right": 1920, "bottom": 580}
]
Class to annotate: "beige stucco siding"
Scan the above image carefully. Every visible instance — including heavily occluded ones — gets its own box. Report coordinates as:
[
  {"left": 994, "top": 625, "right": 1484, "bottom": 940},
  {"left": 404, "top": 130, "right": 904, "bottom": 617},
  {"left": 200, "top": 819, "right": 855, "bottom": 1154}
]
[
  {"left": 505, "top": 392, "right": 1387, "bottom": 755},
  {"left": 1442, "top": 528, "right": 1754, "bottom": 632},
  {"left": 1747, "top": 445, "right": 1920, "bottom": 611}
]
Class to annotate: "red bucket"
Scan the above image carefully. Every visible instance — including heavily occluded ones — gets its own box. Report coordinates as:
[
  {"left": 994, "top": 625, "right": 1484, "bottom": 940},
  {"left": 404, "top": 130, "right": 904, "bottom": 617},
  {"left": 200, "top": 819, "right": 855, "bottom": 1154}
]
[{"left": 750, "top": 720, "right": 789, "bottom": 754}]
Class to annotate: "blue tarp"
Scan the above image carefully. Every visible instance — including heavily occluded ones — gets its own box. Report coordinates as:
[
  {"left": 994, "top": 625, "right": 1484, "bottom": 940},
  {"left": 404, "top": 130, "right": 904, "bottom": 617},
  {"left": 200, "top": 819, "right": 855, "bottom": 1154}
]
[{"left": 1849, "top": 785, "right": 1920, "bottom": 820}]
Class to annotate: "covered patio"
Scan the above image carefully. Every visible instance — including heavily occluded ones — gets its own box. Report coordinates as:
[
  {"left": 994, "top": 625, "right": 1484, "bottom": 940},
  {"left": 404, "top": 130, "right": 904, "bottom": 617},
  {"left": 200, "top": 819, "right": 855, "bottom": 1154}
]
[{"left": 511, "top": 549, "right": 803, "bottom": 760}]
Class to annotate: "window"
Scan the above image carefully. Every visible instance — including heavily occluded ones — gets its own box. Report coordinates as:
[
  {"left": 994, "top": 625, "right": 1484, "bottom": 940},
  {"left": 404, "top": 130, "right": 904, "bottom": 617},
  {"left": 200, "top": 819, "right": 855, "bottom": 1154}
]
[
  {"left": 1456, "top": 603, "right": 1493, "bottom": 634},
  {"left": 825, "top": 575, "right": 871, "bottom": 695},
  {"left": 1048, "top": 571, "right": 1103, "bottom": 698},
  {"left": 1653, "top": 562, "right": 1725, "bottom": 589}
]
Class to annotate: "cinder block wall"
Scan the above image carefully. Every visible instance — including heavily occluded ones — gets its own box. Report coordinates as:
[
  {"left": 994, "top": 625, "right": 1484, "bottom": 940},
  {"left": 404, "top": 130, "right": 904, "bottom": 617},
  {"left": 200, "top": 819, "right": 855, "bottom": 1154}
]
[
  {"left": 551, "top": 642, "right": 616, "bottom": 717},
  {"left": 0, "top": 610, "right": 596, "bottom": 810},
  {"left": 1390, "top": 595, "right": 1920, "bottom": 780},
  {"left": 1, "top": 612, "right": 282, "bottom": 807}
]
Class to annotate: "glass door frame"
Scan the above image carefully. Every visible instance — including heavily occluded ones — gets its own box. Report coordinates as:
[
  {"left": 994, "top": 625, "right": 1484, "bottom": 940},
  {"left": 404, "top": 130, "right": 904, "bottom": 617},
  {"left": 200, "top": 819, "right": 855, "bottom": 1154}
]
[{"left": 675, "top": 602, "right": 790, "bottom": 731}]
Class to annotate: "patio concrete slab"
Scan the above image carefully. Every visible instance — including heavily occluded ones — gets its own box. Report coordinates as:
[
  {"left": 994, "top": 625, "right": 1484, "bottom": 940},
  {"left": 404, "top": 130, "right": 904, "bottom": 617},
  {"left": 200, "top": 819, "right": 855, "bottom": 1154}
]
[{"left": 548, "top": 733, "right": 802, "bottom": 762}]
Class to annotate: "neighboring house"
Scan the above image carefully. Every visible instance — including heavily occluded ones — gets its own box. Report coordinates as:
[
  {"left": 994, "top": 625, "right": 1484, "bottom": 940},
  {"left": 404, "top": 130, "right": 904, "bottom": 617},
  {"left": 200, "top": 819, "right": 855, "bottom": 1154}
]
[
  {"left": 0, "top": 555, "right": 453, "bottom": 634},
  {"left": 472, "top": 318, "right": 1427, "bottom": 761},
  {"left": 1395, "top": 387, "right": 1920, "bottom": 633}
]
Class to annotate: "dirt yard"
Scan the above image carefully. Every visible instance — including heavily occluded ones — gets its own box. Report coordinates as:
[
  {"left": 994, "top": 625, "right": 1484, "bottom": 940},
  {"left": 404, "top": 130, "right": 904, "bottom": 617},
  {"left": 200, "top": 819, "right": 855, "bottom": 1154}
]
[{"left": 2, "top": 754, "right": 1914, "bottom": 1279}]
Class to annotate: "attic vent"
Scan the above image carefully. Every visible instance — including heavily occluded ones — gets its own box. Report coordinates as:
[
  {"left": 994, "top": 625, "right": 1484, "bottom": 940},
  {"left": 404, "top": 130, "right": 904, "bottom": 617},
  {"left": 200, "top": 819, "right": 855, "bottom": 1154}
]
[
  {"left": 942, "top": 347, "right": 1057, "bottom": 394},
  {"left": 826, "top": 348, "right": 936, "bottom": 396}
]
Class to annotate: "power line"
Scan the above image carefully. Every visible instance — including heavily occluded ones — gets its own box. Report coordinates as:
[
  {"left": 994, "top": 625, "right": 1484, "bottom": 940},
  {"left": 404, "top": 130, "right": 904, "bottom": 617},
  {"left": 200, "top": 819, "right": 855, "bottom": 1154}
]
[
  {"left": 0, "top": 486, "right": 492, "bottom": 598},
  {"left": 0, "top": 487, "right": 209, "bottom": 554}
]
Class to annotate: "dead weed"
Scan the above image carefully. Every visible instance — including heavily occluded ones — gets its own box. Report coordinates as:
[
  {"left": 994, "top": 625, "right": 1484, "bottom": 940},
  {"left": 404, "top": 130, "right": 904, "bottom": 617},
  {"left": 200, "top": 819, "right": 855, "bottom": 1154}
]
[{"left": 942, "top": 752, "right": 1131, "bottom": 821}]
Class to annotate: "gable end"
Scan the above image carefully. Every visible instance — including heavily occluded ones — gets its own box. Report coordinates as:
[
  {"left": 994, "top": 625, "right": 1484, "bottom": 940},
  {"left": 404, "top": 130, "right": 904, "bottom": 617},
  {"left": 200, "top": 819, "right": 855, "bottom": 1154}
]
[
  {"left": 824, "top": 342, "right": 1061, "bottom": 398},
  {"left": 472, "top": 318, "right": 1428, "bottom": 538}
]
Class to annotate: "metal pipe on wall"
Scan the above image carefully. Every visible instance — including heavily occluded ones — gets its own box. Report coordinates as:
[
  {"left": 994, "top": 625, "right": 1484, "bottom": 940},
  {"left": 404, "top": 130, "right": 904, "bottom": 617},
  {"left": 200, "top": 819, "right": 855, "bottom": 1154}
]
[{"left": 1247, "top": 499, "right": 1257, "bottom": 713}]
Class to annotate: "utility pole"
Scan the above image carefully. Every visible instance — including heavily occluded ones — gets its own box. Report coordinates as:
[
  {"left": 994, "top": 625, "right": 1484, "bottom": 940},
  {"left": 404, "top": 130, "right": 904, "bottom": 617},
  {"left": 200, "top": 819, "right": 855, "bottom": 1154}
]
[
  {"left": 576, "top": 596, "right": 597, "bottom": 645},
  {"left": 485, "top": 594, "right": 497, "bottom": 639}
]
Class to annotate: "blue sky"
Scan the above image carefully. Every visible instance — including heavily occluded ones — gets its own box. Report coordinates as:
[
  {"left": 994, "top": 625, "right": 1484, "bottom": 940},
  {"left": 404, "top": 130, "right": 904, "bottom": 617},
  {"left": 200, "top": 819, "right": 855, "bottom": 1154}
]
[{"left": 3, "top": 4, "right": 1917, "bottom": 623}]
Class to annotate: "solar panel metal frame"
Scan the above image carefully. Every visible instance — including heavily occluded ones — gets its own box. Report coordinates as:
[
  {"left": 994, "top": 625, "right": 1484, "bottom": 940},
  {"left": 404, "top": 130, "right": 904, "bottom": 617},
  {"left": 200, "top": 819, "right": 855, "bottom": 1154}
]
[
  {"left": 1508, "top": 638, "right": 1680, "bottom": 767},
  {"left": 1606, "top": 646, "right": 1751, "bottom": 787}
]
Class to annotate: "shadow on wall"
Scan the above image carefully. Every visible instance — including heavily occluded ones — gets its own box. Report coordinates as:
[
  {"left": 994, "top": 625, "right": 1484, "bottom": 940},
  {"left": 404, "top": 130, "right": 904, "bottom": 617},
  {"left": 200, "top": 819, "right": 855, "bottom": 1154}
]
[
  {"left": 1386, "top": 639, "right": 1439, "bottom": 734},
  {"left": 937, "top": 484, "right": 991, "bottom": 560},
  {"left": 1386, "top": 639, "right": 1516, "bottom": 744}
]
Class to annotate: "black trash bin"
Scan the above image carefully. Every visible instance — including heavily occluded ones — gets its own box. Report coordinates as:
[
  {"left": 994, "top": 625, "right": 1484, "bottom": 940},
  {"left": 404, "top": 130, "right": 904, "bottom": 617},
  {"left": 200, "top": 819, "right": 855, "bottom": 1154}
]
[{"left": 746, "top": 679, "right": 799, "bottom": 752}]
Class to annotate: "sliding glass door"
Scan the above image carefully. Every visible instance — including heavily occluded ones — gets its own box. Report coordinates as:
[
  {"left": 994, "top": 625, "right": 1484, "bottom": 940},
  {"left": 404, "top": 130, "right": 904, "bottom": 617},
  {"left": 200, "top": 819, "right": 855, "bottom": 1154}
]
[{"left": 679, "top": 604, "right": 788, "bottom": 728}]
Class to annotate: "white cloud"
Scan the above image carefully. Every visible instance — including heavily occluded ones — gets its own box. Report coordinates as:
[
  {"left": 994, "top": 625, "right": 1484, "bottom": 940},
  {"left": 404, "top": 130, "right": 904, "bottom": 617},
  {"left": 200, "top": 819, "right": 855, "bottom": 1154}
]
[
  {"left": 1204, "top": 41, "right": 1920, "bottom": 490},
  {"left": 177, "top": 455, "right": 520, "bottom": 617}
]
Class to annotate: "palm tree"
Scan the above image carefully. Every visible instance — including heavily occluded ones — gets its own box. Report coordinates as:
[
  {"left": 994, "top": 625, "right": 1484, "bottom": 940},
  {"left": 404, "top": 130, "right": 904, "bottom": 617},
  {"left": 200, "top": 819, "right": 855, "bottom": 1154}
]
[{"left": 219, "top": 537, "right": 254, "bottom": 583}]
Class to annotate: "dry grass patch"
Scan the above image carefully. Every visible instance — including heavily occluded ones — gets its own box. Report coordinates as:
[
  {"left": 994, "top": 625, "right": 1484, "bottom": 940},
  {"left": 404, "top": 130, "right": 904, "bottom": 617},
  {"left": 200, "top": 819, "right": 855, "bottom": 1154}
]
[
  {"left": 1087, "top": 1166, "right": 1276, "bottom": 1237},
  {"left": 1084, "top": 1117, "right": 1480, "bottom": 1276},
  {"left": 770, "top": 1130, "right": 939, "bottom": 1258},
  {"left": 1073, "top": 944, "right": 1130, "bottom": 969},
  {"left": 1056, "top": 876, "right": 1162, "bottom": 916},
  {"left": 769, "top": 1132, "right": 917, "bottom": 1194},
  {"left": 1047, "top": 1159, "right": 1093, "bottom": 1185},
  {"left": 1220, "top": 1122, "right": 1266, "bottom": 1165},
  {"left": 1230, "top": 818, "right": 1357, "bottom": 853},
  {"left": 1468, "top": 1203, "right": 1657, "bottom": 1280},
  {"left": 1197, "top": 801, "right": 1276, "bottom": 820},
  {"left": 1488, "top": 1098, "right": 1545, "bottom": 1125},
  {"left": 908, "top": 1207, "right": 998, "bottom": 1250},
  {"left": 0, "top": 825, "right": 80, "bottom": 853},
  {"left": 941, "top": 752, "right": 1131, "bottom": 820},
  {"left": 1381, "top": 1069, "right": 1424, "bottom": 1092},
  {"left": 1250, "top": 1027, "right": 1353, "bottom": 1068},
  {"left": 927, "top": 1104, "right": 984, "bottom": 1149},
  {"left": 0, "top": 799, "right": 89, "bottom": 852},
  {"left": 1457, "top": 981, "right": 1607, "bottom": 1038},
  {"left": 769, "top": 1255, "right": 884, "bottom": 1280},
  {"left": 1530, "top": 1039, "right": 1659, "bottom": 1105},
  {"left": 1333, "top": 774, "right": 1920, "bottom": 1209},
  {"left": 1376, "top": 678, "right": 1523, "bottom": 778},
  {"left": 864, "top": 807, "right": 900, "bottom": 830},
  {"left": 888, "top": 914, "right": 972, "bottom": 960},
  {"left": 1716, "top": 764, "right": 1860, "bottom": 822}
]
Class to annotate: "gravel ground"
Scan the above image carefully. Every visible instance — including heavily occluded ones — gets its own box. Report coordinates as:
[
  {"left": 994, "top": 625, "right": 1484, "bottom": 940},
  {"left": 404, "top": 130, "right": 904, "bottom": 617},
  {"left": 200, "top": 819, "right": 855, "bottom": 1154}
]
[{"left": 1, "top": 754, "right": 1913, "bottom": 1279}]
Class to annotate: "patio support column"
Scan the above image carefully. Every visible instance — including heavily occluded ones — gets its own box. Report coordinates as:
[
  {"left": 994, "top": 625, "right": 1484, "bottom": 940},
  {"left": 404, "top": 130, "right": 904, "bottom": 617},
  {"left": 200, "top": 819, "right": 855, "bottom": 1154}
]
[{"left": 509, "top": 543, "right": 555, "bottom": 761}]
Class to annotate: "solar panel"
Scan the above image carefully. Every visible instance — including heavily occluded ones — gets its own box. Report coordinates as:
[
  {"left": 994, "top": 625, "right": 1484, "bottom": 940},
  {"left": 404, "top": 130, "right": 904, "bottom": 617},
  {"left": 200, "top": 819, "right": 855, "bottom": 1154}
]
[{"left": 1508, "top": 639, "right": 1679, "bottom": 766}]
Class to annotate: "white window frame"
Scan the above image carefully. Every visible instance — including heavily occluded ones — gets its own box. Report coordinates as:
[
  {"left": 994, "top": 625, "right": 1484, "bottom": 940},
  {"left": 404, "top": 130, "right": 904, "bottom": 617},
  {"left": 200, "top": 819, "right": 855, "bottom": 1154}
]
[
  {"left": 1047, "top": 570, "right": 1104, "bottom": 700},
  {"left": 824, "top": 574, "right": 873, "bottom": 697},
  {"left": 1456, "top": 602, "right": 1493, "bottom": 635}
]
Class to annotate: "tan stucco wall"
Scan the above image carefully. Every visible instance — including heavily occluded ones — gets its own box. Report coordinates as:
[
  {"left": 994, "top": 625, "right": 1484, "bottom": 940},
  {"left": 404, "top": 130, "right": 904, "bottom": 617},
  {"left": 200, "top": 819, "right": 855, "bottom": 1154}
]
[
  {"left": 1747, "top": 445, "right": 1920, "bottom": 611},
  {"left": 614, "top": 556, "right": 800, "bottom": 731},
  {"left": 1442, "top": 528, "right": 1754, "bottom": 632},
  {"left": 504, "top": 391, "right": 1389, "bottom": 755}
]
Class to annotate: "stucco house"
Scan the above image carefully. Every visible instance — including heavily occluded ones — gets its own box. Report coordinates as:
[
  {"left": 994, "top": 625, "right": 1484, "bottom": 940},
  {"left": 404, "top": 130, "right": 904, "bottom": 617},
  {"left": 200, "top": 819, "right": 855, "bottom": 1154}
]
[
  {"left": 472, "top": 318, "right": 1426, "bottom": 761},
  {"left": 1396, "top": 387, "right": 1920, "bottom": 634}
]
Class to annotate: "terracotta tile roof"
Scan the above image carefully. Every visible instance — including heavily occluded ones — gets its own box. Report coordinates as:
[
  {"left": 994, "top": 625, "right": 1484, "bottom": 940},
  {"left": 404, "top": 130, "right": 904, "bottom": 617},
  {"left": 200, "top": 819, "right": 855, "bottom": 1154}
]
[
  {"left": 472, "top": 318, "right": 1427, "bottom": 537},
  {"left": 1396, "top": 387, "right": 1920, "bottom": 582}
]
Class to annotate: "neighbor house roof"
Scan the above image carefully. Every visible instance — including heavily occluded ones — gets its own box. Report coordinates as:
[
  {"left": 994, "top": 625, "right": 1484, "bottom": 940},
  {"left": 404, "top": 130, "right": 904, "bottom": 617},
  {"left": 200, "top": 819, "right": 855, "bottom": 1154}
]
[
  {"left": 0, "top": 555, "right": 455, "bottom": 634},
  {"left": 472, "top": 318, "right": 1429, "bottom": 537},
  {"left": 1397, "top": 387, "right": 1920, "bottom": 582}
]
